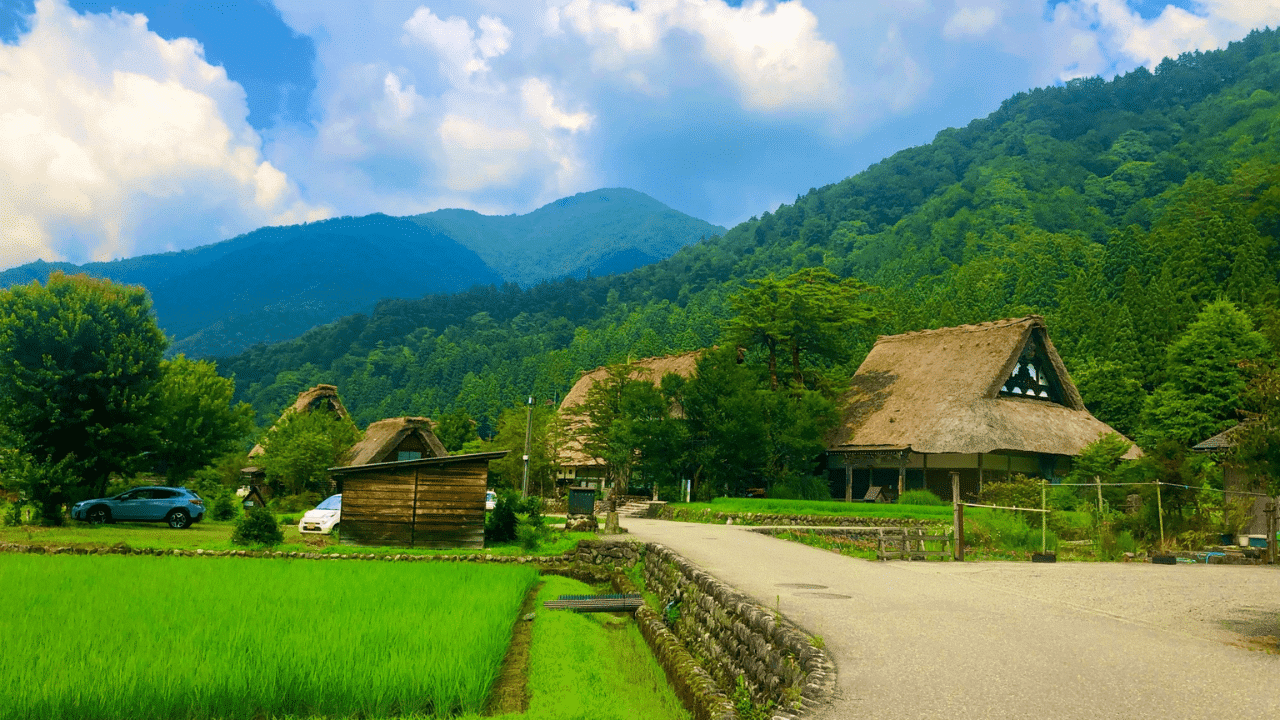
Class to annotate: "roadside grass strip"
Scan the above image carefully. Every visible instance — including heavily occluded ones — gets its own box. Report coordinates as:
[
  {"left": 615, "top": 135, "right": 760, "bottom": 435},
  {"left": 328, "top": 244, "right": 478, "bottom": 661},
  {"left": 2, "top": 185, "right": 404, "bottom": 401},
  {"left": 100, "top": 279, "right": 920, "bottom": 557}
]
[
  {"left": 0, "top": 520, "right": 596, "bottom": 557},
  {"left": 672, "top": 497, "right": 961, "bottom": 521},
  {"left": 0, "top": 554, "right": 537, "bottom": 720}
]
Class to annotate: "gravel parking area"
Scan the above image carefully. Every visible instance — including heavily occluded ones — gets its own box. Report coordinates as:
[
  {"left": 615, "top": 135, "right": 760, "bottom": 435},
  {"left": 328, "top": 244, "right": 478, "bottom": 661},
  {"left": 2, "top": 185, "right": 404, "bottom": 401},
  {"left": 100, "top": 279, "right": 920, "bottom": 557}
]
[{"left": 915, "top": 560, "right": 1280, "bottom": 650}]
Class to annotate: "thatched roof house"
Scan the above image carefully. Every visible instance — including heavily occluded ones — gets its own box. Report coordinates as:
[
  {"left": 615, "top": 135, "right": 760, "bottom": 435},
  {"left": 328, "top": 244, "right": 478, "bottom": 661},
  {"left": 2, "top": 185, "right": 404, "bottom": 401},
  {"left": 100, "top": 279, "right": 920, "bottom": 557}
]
[
  {"left": 556, "top": 350, "right": 702, "bottom": 488},
  {"left": 249, "top": 384, "right": 351, "bottom": 457},
  {"left": 828, "top": 316, "right": 1137, "bottom": 501},
  {"left": 342, "top": 417, "right": 448, "bottom": 466}
]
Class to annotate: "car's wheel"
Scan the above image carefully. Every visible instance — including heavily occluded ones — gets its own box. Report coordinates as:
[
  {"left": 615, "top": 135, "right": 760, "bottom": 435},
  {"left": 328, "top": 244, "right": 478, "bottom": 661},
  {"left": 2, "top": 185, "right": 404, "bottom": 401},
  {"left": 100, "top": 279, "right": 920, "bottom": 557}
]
[
  {"left": 87, "top": 506, "right": 111, "bottom": 525},
  {"left": 165, "top": 509, "right": 191, "bottom": 529}
]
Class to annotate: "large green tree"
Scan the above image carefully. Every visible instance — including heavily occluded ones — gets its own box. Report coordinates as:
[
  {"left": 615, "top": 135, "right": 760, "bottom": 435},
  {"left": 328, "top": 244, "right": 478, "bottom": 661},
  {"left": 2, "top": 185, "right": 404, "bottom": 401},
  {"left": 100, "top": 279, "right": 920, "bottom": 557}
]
[
  {"left": 725, "top": 268, "right": 879, "bottom": 390},
  {"left": 673, "top": 347, "right": 835, "bottom": 500},
  {"left": 485, "top": 402, "right": 558, "bottom": 496},
  {"left": 1139, "top": 300, "right": 1269, "bottom": 447},
  {"left": 434, "top": 406, "right": 478, "bottom": 452},
  {"left": 577, "top": 364, "right": 644, "bottom": 496},
  {"left": 150, "top": 356, "right": 256, "bottom": 485},
  {"left": 257, "top": 409, "right": 362, "bottom": 496},
  {"left": 0, "top": 273, "right": 167, "bottom": 518}
]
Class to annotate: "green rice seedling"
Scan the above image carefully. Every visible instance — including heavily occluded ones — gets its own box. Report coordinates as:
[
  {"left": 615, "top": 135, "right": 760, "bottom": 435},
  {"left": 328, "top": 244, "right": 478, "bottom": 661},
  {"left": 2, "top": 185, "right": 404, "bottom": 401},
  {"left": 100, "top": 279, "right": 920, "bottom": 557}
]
[
  {"left": 673, "top": 497, "right": 960, "bottom": 521},
  {"left": 897, "top": 490, "right": 948, "bottom": 506},
  {"left": 0, "top": 555, "right": 537, "bottom": 720}
]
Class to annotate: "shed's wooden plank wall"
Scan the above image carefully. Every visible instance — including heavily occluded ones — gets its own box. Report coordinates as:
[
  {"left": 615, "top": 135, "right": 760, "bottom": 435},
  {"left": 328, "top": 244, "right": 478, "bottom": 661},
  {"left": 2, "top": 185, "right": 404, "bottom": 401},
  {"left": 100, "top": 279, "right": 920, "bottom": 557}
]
[{"left": 342, "top": 459, "right": 488, "bottom": 549}]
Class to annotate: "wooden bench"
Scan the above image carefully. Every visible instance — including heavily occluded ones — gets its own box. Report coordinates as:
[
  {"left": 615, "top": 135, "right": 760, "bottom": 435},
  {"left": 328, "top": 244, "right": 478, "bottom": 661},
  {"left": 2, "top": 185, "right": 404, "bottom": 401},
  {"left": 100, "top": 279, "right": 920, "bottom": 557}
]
[{"left": 543, "top": 593, "right": 644, "bottom": 613}]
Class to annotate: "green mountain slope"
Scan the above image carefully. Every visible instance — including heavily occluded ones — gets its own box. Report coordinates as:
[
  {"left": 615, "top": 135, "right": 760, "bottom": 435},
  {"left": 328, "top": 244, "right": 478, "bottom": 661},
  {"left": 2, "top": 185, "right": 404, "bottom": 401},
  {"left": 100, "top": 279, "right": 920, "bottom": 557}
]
[
  {"left": 409, "top": 188, "right": 725, "bottom": 285},
  {"left": 0, "top": 215, "right": 504, "bottom": 358},
  {"left": 218, "top": 29, "right": 1280, "bottom": 442}
]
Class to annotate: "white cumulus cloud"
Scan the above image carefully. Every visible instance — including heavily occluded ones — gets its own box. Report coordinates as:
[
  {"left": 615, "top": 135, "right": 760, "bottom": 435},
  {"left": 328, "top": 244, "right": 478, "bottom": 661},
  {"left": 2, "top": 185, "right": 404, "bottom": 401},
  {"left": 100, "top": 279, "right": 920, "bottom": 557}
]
[
  {"left": 1045, "top": 0, "right": 1280, "bottom": 81},
  {"left": 553, "top": 0, "right": 846, "bottom": 112},
  {"left": 944, "top": 5, "right": 1001, "bottom": 39},
  {"left": 0, "top": 0, "right": 327, "bottom": 269}
]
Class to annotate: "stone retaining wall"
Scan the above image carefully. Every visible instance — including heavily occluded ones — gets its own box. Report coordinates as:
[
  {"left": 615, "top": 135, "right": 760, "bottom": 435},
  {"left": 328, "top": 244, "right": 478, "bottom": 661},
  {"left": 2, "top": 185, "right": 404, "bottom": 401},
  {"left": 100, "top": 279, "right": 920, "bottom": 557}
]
[{"left": 637, "top": 543, "right": 835, "bottom": 720}]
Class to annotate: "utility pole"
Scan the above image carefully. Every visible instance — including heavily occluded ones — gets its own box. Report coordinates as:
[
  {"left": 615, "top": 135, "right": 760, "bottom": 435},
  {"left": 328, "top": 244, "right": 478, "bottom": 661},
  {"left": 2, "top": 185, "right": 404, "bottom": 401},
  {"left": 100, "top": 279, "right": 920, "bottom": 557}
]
[{"left": 521, "top": 395, "right": 533, "bottom": 498}]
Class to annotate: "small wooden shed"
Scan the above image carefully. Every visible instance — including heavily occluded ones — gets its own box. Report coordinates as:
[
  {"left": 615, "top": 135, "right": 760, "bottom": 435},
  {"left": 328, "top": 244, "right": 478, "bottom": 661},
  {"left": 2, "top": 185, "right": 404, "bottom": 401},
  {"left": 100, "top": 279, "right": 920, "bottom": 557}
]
[{"left": 328, "top": 451, "right": 508, "bottom": 549}]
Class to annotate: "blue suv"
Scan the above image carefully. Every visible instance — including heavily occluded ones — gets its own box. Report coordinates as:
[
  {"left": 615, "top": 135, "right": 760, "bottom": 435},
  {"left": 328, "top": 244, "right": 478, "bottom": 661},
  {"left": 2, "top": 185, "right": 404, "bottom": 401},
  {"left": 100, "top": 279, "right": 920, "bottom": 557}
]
[{"left": 72, "top": 486, "right": 206, "bottom": 529}]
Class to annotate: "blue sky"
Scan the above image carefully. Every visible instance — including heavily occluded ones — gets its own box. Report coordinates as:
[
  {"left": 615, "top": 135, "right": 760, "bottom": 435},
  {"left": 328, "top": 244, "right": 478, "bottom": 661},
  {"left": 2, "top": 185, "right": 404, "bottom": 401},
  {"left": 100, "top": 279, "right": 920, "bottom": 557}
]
[{"left": 1, "top": 0, "right": 1277, "bottom": 268}]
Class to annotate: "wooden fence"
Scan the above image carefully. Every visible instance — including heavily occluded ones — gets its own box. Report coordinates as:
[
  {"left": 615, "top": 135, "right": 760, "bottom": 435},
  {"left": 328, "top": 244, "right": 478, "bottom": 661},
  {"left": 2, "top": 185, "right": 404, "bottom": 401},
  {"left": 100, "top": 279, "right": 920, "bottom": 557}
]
[{"left": 876, "top": 527, "right": 952, "bottom": 561}]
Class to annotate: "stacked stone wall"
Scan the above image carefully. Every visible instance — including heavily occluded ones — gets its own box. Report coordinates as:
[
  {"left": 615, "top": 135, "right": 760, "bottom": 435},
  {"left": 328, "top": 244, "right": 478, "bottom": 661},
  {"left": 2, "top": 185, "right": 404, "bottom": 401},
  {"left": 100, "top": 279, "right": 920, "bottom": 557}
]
[{"left": 638, "top": 543, "right": 834, "bottom": 720}]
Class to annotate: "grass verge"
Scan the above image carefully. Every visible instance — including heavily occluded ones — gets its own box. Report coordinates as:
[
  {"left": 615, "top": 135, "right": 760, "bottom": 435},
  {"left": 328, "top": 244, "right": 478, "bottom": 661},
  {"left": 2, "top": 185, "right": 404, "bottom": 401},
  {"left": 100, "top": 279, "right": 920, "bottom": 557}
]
[
  {"left": 0, "top": 520, "right": 595, "bottom": 557},
  {"left": 669, "top": 497, "right": 960, "bottom": 522}
]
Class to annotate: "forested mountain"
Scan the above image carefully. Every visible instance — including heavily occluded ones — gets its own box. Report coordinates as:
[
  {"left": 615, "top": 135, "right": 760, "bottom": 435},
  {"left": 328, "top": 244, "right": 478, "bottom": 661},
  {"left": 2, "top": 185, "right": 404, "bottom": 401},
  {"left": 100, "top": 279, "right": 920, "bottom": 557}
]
[
  {"left": 410, "top": 188, "right": 725, "bottom": 286},
  {"left": 218, "top": 28, "right": 1280, "bottom": 444},
  {"left": 0, "top": 215, "right": 502, "bottom": 358},
  {"left": 0, "top": 190, "right": 717, "bottom": 358}
]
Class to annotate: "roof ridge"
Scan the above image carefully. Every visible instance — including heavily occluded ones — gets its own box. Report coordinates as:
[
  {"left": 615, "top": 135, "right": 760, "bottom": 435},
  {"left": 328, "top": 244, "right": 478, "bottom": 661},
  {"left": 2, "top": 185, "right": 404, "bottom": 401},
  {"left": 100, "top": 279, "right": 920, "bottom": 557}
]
[{"left": 876, "top": 315, "right": 1043, "bottom": 343}]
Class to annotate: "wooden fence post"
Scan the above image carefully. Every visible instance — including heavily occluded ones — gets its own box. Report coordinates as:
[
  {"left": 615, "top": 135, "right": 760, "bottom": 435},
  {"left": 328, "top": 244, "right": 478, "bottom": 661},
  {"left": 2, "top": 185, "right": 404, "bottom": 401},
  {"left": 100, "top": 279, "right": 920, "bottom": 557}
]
[
  {"left": 1041, "top": 478, "right": 1047, "bottom": 555},
  {"left": 952, "top": 472, "right": 964, "bottom": 561},
  {"left": 1267, "top": 500, "right": 1277, "bottom": 565},
  {"left": 1095, "top": 475, "right": 1104, "bottom": 528},
  {"left": 1155, "top": 481, "right": 1165, "bottom": 550},
  {"left": 845, "top": 461, "right": 853, "bottom": 503}
]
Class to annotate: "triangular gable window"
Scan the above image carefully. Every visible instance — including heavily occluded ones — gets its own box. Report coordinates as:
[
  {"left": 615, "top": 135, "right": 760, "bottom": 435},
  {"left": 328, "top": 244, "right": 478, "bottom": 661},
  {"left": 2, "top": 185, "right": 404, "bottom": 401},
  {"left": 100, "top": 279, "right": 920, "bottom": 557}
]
[{"left": 1000, "top": 332, "right": 1065, "bottom": 405}]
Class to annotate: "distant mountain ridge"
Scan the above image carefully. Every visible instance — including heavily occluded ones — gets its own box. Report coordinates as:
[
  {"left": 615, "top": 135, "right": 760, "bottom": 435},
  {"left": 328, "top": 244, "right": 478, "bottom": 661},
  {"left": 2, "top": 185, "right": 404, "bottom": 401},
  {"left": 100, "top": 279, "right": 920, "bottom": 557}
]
[
  {"left": 410, "top": 188, "right": 724, "bottom": 286},
  {"left": 0, "top": 189, "right": 723, "bottom": 358}
]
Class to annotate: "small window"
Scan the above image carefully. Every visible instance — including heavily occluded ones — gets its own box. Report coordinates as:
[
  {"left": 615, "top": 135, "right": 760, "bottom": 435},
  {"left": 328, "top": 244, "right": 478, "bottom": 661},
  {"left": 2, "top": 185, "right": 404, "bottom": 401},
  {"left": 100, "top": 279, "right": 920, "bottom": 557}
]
[{"left": 397, "top": 451, "right": 422, "bottom": 462}]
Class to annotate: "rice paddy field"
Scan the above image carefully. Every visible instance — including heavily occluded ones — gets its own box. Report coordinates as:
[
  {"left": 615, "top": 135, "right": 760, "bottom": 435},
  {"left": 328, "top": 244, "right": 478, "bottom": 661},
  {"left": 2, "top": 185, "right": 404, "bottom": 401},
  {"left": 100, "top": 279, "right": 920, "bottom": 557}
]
[{"left": 0, "top": 554, "right": 538, "bottom": 720}]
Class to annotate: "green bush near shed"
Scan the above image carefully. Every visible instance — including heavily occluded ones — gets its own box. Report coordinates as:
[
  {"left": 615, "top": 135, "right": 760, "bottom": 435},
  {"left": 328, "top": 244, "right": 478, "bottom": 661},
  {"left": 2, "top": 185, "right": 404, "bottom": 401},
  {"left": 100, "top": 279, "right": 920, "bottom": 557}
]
[{"left": 232, "top": 506, "right": 283, "bottom": 547}]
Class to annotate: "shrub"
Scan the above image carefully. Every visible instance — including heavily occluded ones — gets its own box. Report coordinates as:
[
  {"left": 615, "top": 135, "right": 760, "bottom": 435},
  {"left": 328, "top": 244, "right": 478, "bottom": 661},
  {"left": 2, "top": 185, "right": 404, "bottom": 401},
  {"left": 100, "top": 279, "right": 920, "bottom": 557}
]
[
  {"left": 269, "top": 492, "right": 320, "bottom": 514},
  {"left": 232, "top": 506, "right": 284, "bottom": 547},
  {"left": 769, "top": 473, "right": 832, "bottom": 500},
  {"left": 970, "top": 510, "right": 1057, "bottom": 553},
  {"left": 515, "top": 515, "right": 549, "bottom": 550},
  {"left": 488, "top": 493, "right": 552, "bottom": 547},
  {"left": 1047, "top": 485, "right": 1085, "bottom": 512},
  {"left": 978, "top": 474, "right": 1044, "bottom": 510},
  {"left": 485, "top": 491, "right": 521, "bottom": 544},
  {"left": 210, "top": 492, "right": 239, "bottom": 521},
  {"left": 898, "top": 489, "right": 947, "bottom": 506}
]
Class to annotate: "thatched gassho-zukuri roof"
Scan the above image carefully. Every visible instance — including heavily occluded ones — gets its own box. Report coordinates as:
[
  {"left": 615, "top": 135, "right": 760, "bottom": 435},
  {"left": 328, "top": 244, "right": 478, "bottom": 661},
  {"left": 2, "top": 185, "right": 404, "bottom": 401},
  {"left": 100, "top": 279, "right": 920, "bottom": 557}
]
[
  {"left": 249, "top": 384, "right": 352, "bottom": 457},
  {"left": 828, "top": 316, "right": 1140, "bottom": 459},
  {"left": 342, "top": 417, "right": 448, "bottom": 467},
  {"left": 557, "top": 350, "right": 703, "bottom": 468}
]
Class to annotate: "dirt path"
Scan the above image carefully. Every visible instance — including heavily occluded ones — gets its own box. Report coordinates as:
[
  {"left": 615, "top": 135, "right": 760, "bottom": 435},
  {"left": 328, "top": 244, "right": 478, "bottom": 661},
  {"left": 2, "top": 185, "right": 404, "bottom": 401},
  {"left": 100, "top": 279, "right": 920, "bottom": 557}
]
[{"left": 621, "top": 517, "right": 1280, "bottom": 720}]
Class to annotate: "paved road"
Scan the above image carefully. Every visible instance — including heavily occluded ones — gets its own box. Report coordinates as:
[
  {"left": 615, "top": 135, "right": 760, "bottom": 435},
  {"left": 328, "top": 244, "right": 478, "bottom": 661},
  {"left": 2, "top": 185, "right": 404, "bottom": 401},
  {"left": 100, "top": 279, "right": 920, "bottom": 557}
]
[{"left": 620, "top": 518, "right": 1280, "bottom": 720}]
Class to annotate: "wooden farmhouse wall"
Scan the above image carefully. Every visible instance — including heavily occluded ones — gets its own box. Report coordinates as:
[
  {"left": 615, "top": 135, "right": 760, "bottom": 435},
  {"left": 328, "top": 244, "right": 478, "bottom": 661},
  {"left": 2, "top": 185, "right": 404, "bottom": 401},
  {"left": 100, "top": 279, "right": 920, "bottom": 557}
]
[{"left": 331, "top": 452, "right": 506, "bottom": 549}]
